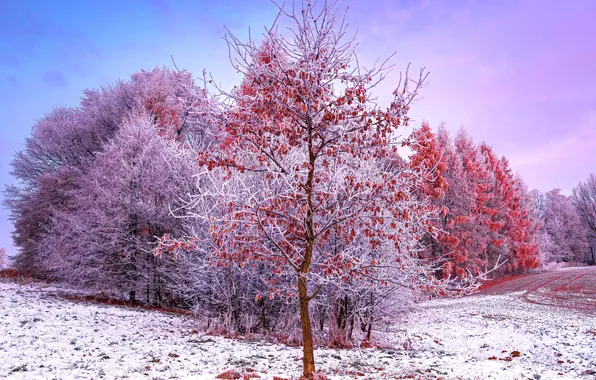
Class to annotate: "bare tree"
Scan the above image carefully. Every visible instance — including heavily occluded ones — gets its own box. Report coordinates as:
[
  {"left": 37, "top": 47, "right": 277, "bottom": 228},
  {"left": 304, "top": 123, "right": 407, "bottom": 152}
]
[
  {"left": 0, "top": 247, "right": 6, "bottom": 269},
  {"left": 572, "top": 174, "right": 596, "bottom": 265}
]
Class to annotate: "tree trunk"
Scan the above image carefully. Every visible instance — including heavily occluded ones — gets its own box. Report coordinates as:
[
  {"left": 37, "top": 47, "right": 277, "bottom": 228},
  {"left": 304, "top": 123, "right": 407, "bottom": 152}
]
[
  {"left": 336, "top": 295, "right": 349, "bottom": 331},
  {"left": 299, "top": 122, "right": 317, "bottom": 377},
  {"left": 366, "top": 321, "right": 373, "bottom": 342},
  {"left": 366, "top": 292, "right": 374, "bottom": 341},
  {"left": 298, "top": 275, "right": 315, "bottom": 377},
  {"left": 259, "top": 298, "right": 269, "bottom": 333},
  {"left": 319, "top": 311, "right": 325, "bottom": 331}
]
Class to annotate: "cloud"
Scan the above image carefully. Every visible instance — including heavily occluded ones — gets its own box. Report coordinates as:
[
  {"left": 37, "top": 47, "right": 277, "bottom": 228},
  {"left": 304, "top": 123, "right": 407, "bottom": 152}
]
[{"left": 43, "top": 69, "right": 67, "bottom": 87}]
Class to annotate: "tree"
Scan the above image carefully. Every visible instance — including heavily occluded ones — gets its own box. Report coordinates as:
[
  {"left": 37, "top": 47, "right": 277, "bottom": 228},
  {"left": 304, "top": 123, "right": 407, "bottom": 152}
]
[
  {"left": 419, "top": 126, "right": 538, "bottom": 279},
  {"left": 409, "top": 122, "right": 447, "bottom": 199},
  {"left": 572, "top": 174, "right": 596, "bottom": 264},
  {"left": 450, "top": 129, "right": 494, "bottom": 275},
  {"left": 5, "top": 67, "right": 206, "bottom": 277},
  {"left": 538, "top": 189, "right": 588, "bottom": 263},
  {"left": 421, "top": 126, "right": 487, "bottom": 278},
  {"left": 191, "top": 2, "right": 461, "bottom": 376},
  {"left": 509, "top": 175, "right": 541, "bottom": 270},
  {"left": 5, "top": 106, "right": 107, "bottom": 276},
  {"left": 479, "top": 145, "right": 539, "bottom": 274},
  {"left": 0, "top": 247, "right": 6, "bottom": 269},
  {"left": 40, "top": 112, "right": 200, "bottom": 303}
]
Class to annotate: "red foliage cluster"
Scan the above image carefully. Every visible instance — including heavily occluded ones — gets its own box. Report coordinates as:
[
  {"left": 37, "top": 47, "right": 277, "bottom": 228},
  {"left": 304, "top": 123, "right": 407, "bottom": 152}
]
[
  {"left": 144, "top": 91, "right": 182, "bottom": 140},
  {"left": 0, "top": 269, "right": 19, "bottom": 279},
  {"left": 409, "top": 125, "right": 540, "bottom": 279}
]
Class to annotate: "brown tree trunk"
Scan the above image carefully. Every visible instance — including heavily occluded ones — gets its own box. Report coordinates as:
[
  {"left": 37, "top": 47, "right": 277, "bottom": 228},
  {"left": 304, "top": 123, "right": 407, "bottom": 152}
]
[
  {"left": 299, "top": 119, "right": 317, "bottom": 377},
  {"left": 298, "top": 275, "right": 316, "bottom": 377}
]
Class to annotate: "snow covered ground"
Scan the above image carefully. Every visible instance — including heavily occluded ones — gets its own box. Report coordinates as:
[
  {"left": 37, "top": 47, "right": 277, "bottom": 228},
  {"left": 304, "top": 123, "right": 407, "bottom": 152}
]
[{"left": 1, "top": 277, "right": 594, "bottom": 380}]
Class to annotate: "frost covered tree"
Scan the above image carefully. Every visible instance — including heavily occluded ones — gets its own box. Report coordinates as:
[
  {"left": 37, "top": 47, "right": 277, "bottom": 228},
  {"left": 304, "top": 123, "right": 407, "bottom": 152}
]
[
  {"left": 187, "top": 2, "right": 468, "bottom": 376},
  {"left": 0, "top": 247, "right": 6, "bottom": 269},
  {"left": 409, "top": 122, "right": 448, "bottom": 200},
  {"left": 510, "top": 175, "right": 541, "bottom": 269},
  {"left": 536, "top": 189, "right": 589, "bottom": 263},
  {"left": 40, "top": 112, "right": 201, "bottom": 304},
  {"left": 420, "top": 126, "right": 484, "bottom": 278},
  {"left": 4, "top": 107, "right": 108, "bottom": 276},
  {"left": 480, "top": 145, "right": 539, "bottom": 273},
  {"left": 419, "top": 126, "right": 539, "bottom": 279},
  {"left": 5, "top": 67, "right": 205, "bottom": 277},
  {"left": 572, "top": 174, "right": 596, "bottom": 264}
]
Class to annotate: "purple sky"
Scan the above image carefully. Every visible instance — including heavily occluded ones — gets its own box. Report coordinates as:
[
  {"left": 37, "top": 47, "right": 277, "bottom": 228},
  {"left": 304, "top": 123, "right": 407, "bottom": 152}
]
[{"left": 1, "top": 0, "right": 595, "bottom": 257}]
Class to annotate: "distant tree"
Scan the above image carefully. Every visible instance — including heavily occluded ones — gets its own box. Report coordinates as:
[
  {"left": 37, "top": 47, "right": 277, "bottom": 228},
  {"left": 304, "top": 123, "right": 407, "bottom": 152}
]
[
  {"left": 538, "top": 189, "right": 589, "bottom": 263},
  {"left": 571, "top": 174, "right": 596, "bottom": 264},
  {"left": 0, "top": 247, "right": 6, "bottom": 269}
]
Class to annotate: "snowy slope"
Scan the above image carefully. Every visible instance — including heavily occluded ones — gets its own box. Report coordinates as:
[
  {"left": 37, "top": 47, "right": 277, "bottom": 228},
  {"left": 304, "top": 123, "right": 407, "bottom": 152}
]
[{"left": 1, "top": 280, "right": 594, "bottom": 379}]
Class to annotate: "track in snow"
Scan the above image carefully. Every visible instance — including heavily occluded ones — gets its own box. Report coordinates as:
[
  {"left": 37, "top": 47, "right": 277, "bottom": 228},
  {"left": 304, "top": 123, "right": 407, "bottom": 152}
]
[{"left": 479, "top": 266, "right": 596, "bottom": 314}]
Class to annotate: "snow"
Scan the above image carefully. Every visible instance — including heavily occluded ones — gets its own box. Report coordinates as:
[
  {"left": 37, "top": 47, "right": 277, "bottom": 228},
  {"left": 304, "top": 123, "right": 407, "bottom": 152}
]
[{"left": 1, "top": 279, "right": 594, "bottom": 379}]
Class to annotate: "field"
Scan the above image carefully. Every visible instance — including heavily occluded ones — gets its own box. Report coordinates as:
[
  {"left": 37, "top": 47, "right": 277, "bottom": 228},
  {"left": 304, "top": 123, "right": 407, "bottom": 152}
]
[{"left": 1, "top": 267, "right": 595, "bottom": 380}]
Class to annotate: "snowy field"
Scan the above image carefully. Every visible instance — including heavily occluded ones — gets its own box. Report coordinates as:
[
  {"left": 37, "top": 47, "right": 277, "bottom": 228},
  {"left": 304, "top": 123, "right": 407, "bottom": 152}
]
[{"left": 1, "top": 274, "right": 595, "bottom": 380}]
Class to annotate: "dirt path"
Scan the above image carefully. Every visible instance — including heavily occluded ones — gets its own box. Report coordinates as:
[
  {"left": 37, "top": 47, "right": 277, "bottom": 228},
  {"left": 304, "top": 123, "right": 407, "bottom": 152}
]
[{"left": 479, "top": 266, "right": 596, "bottom": 314}]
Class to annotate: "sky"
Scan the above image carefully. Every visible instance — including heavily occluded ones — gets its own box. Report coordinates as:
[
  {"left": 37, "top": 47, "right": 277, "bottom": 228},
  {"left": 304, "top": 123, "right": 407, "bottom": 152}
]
[{"left": 1, "top": 0, "right": 595, "bottom": 258}]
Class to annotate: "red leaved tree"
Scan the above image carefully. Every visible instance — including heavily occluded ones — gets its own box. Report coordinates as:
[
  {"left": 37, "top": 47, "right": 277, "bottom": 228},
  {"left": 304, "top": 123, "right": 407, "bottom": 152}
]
[
  {"left": 192, "top": 2, "right": 457, "bottom": 377},
  {"left": 412, "top": 125, "right": 539, "bottom": 280},
  {"left": 480, "top": 145, "right": 539, "bottom": 274},
  {"left": 479, "top": 144, "right": 514, "bottom": 272},
  {"left": 414, "top": 126, "right": 491, "bottom": 279},
  {"left": 408, "top": 122, "right": 448, "bottom": 199},
  {"left": 509, "top": 175, "right": 541, "bottom": 271},
  {"left": 446, "top": 129, "right": 494, "bottom": 276}
]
